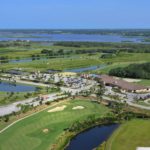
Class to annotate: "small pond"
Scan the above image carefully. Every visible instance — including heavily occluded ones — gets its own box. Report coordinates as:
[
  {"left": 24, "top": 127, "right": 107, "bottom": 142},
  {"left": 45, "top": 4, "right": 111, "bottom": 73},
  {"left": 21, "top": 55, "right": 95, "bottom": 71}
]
[
  {"left": 0, "top": 81, "right": 36, "bottom": 92},
  {"left": 3, "top": 55, "right": 80, "bottom": 64},
  {"left": 65, "top": 124, "right": 119, "bottom": 150}
]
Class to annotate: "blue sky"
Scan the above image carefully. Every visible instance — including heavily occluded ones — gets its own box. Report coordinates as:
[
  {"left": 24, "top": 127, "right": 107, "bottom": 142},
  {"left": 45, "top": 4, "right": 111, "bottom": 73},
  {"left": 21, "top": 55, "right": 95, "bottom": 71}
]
[{"left": 0, "top": 0, "right": 150, "bottom": 29}]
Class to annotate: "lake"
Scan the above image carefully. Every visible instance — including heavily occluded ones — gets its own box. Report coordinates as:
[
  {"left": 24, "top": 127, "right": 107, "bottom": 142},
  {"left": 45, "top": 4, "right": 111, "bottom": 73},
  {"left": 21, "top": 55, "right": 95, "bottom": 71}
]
[
  {"left": 0, "top": 81, "right": 36, "bottom": 92},
  {"left": 65, "top": 124, "right": 119, "bottom": 150},
  {"left": 0, "top": 32, "right": 144, "bottom": 43}
]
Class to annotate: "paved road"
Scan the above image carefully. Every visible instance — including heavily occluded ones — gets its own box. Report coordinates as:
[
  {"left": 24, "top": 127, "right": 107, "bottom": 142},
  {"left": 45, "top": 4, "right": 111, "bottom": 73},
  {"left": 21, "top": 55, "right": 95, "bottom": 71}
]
[
  {"left": 126, "top": 101, "right": 150, "bottom": 110},
  {"left": 0, "top": 97, "right": 35, "bottom": 116},
  {"left": 0, "top": 93, "right": 67, "bottom": 116},
  {"left": 103, "top": 95, "right": 150, "bottom": 110},
  {"left": 1, "top": 84, "right": 150, "bottom": 117},
  {"left": 104, "top": 86, "right": 150, "bottom": 110},
  {"left": 1, "top": 77, "right": 53, "bottom": 87}
]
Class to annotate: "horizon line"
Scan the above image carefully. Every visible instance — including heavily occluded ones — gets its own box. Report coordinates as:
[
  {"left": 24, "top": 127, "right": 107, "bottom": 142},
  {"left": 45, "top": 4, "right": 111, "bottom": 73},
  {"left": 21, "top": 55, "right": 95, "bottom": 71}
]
[{"left": 0, "top": 28, "right": 150, "bottom": 30}]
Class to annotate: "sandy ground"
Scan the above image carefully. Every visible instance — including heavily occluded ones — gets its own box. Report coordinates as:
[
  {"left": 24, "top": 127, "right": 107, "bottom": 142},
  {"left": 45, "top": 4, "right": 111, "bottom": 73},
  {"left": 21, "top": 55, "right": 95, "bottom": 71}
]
[
  {"left": 47, "top": 105, "right": 66, "bottom": 113},
  {"left": 122, "top": 78, "right": 141, "bottom": 82},
  {"left": 72, "top": 106, "right": 85, "bottom": 110},
  {"left": 43, "top": 128, "right": 49, "bottom": 133},
  {"left": 115, "top": 77, "right": 141, "bottom": 82},
  {"left": 137, "top": 147, "right": 150, "bottom": 150}
]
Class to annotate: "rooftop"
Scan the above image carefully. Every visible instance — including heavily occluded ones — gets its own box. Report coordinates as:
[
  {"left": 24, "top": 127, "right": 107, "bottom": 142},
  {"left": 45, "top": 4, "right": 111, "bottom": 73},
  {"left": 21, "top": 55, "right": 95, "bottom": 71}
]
[{"left": 100, "top": 75, "right": 148, "bottom": 91}]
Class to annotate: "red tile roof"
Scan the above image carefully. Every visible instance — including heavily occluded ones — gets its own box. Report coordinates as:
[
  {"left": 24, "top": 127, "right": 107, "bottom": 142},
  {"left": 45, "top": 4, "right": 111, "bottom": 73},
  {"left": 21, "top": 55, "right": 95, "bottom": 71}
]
[{"left": 100, "top": 75, "right": 148, "bottom": 91}]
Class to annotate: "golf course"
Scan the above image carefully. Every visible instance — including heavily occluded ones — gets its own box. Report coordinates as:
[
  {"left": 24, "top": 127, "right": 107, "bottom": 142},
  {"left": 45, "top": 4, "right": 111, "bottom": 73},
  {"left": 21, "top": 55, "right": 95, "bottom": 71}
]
[{"left": 0, "top": 99, "right": 110, "bottom": 150}]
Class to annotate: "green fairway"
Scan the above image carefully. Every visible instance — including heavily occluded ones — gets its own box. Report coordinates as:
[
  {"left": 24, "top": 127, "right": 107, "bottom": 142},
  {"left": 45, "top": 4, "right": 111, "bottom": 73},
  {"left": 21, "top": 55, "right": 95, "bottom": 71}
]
[
  {"left": 92, "top": 53, "right": 150, "bottom": 74},
  {"left": 0, "top": 99, "right": 110, "bottom": 150},
  {"left": 1, "top": 41, "right": 150, "bottom": 73},
  {"left": 92, "top": 62, "right": 131, "bottom": 74},
  {"left": 0, "top": 57, "right": 102, "bottom": 71},
  {"left": 106, "top": 119, "right": 150, "bottom": 150}
]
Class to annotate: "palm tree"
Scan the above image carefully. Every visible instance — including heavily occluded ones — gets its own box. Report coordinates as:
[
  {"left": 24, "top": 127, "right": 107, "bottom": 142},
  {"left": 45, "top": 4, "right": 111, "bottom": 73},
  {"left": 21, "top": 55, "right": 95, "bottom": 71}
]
[
  {"left": 113, "top": 102, "right": 126, "bottom": 121},
  {"left": 95, "top": 79, "right": 105, "bottom": 103}
]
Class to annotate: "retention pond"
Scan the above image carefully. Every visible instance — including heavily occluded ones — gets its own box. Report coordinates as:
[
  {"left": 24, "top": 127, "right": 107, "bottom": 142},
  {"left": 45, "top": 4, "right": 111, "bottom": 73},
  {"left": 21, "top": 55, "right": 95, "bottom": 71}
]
[
  {"left": 65, "top": 124, "right": 119, "bottom": 150},
  {"left": 0, "top": 81, "right": 36, "bottom": 92}
]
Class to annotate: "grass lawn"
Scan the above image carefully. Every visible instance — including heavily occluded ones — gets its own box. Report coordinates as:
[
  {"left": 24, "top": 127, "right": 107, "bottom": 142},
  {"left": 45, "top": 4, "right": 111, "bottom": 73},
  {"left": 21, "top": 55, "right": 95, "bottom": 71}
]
[
  {"left": 0, "top": 99, "right": 110, "bottom": 150},
  {"left": 1, "top": 51, "right": 150, "bottom": 72},
  {"left": 137, "top": 79, "right": 150, "bottom": 86},
  {"left": 135, "top": 101, "right": 150, "bottom": 107},
  {"left": 91, "top": 53, "right": 150, "bottom": 74},
  {"left": 92, "top": 62, "right": 131, "bottom": 74},
  {"left": 0, "top": 57, "right": 102, "bottom": 71},
  {"left": 106, "top": 119, "right": 150, "bottom": 150},
  {"left": 102, "top": 53, "right": 150, "bottom": 63},
  {"left": 0, "top": 91, "right": 31, "bottom": 105}
]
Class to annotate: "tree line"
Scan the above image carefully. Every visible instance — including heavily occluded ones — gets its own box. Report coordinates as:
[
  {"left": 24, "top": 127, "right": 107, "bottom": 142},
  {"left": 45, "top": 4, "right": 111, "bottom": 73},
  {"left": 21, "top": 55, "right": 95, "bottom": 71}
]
[
  {"left": 109, "top": 63, "right": 150, "bottom": 79},
  {"left": 54, "top": 42, "right": 150, "bottom": 53}
]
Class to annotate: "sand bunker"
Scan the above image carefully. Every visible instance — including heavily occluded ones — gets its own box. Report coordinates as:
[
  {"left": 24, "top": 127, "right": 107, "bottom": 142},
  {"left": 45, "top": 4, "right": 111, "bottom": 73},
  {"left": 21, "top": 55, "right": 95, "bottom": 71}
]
[
  {"left": 48, "top": 105, "right": 66, "bottom": 113},
  {"left": 122, "top": 78, "right": 141, "bottom": 83},
  {"left": 72, "top": 106, "right": 85, "bottom": 110},
  {"left": 115, "top": 77, "right": 141, "bottom": 83},
  {"left": 43, "top": 128, "right": 49, "bottom": 133}
]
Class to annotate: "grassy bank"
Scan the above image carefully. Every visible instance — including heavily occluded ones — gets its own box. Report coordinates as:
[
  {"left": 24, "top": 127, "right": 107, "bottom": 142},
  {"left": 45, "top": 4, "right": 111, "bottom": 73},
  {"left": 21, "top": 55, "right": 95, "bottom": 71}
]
[
  {"left": 0, "top": 57, "right": 102, "bottom": 71},
  {"left": 1, "top": 50, "right": 150, "bottom": 72},
  {"left": 105, "top": 119, "right": 150, "bottom": 150},
  {"left": 137, "top": 79, "right": 150, "bottom": 86}
]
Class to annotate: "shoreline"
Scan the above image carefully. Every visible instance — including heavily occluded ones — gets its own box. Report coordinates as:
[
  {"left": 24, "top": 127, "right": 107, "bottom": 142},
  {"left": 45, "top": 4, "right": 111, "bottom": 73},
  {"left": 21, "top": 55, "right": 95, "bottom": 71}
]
[{"left": 50, "top": 120, "right": 119, "bottom": 150}]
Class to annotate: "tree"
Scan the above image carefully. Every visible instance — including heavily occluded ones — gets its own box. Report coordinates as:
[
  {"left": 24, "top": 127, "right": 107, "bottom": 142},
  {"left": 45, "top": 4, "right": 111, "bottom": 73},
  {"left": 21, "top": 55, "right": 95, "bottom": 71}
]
[
  {"left": 95, "top": 79, "right": 105, "bottom": 103},
  {"left": 4, "top": 115, "right": 9, "bottom": 122},
  {"left": 57, "top": 49, "right": 64, "bottom": 55},
  {"left": 112, "top": 102, "right": 126, "bottom": 121}
]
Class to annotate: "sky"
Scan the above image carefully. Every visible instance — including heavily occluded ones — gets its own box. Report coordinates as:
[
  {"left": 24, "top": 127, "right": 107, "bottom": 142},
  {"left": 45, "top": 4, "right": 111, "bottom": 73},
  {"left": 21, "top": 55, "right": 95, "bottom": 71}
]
[{"left": 0, "top": 0, "right": 150, "bottom": 29}]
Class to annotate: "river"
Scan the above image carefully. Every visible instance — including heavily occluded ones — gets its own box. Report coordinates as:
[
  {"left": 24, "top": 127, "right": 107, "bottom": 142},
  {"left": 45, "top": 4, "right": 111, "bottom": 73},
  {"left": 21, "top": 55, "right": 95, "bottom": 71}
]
[{"left": 65, "top": 64, "right": 107, "bottom": 73}]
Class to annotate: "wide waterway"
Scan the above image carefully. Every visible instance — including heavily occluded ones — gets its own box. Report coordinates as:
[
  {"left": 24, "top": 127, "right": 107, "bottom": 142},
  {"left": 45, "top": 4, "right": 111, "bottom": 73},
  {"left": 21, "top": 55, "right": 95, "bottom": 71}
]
[
  {"left": 0, "top": 32, "right": 144, "bottom": 43},
  {"left": 65, "top": 124, "right": 119, "bottom": 150}
]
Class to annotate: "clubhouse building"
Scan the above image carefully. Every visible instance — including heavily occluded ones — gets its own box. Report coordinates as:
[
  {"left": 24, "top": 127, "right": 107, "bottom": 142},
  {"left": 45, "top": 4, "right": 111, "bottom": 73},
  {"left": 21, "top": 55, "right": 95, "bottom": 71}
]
[{"left": 100, "top": 75, "right": 150, "bottom": 93}]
